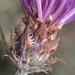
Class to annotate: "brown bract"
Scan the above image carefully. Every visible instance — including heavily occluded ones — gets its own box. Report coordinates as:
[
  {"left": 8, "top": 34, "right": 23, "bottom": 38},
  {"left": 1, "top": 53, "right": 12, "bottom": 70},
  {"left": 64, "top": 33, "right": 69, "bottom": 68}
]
[{"left": 10, "top": 16, "right": 60, "bottom": 66}]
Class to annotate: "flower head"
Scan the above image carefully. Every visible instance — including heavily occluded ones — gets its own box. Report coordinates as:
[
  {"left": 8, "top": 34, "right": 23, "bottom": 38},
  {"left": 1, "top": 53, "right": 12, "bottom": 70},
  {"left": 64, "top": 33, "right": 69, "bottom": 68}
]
[
  {"left": 8, "top": 0, "right": 75, "bottom": 75},
  {"left": 20, "top": 0, "right": 75, "bottom": 26}
]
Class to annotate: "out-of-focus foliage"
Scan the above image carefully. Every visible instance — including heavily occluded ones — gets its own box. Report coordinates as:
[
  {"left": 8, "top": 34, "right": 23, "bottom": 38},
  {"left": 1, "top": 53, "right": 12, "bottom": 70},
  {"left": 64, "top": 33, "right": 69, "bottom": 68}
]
[{"left": 0, "top": 0, "right": 75, "bottom": 75}]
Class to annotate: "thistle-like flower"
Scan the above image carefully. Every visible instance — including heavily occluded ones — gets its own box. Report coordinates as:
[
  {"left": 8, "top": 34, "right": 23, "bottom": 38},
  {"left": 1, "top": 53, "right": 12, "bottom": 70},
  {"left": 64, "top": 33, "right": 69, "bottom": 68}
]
[{"left": 8, "top": 0, "right": 75, "bottom": 75}]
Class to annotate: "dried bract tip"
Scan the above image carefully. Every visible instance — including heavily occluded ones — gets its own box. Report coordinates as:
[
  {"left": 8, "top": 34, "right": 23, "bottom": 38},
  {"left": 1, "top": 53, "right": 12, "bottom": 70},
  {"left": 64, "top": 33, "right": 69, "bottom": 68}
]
[
  {"left": 15, "top": 20, "right": 26, "bottom": 37},
  {"left": 36, "top": 18, "right": 43, "bottom": 24},
  {"left": 46, "top": 15, "right": 53, "bottom": 24}
]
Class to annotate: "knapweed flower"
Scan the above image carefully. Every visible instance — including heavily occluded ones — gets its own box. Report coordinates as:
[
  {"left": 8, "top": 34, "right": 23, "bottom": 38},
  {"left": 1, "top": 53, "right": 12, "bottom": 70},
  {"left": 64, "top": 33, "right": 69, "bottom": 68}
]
[{"left": 8, "top": 0, "right": 75, "bottom": 75}]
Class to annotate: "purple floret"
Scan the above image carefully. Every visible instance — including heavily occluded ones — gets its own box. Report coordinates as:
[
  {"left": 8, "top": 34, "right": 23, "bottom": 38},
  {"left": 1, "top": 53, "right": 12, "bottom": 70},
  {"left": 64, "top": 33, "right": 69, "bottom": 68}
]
[{"left": 20, "top": 0, "right": 75, "bottom": 26}]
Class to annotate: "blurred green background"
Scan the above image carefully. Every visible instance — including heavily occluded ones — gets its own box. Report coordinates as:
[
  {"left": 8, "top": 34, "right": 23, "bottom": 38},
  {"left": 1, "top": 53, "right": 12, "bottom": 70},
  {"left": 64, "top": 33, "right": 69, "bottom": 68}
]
[{"left": 0, "top": 0, "right": 75, "bottom": 75}]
